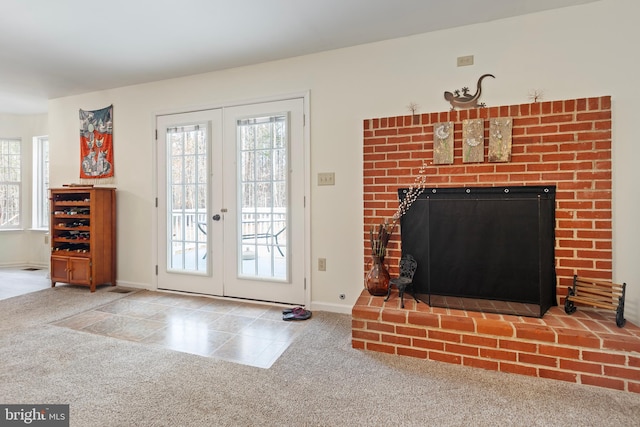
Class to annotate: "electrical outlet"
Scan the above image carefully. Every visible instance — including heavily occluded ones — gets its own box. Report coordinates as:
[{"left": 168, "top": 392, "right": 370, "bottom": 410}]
[
  {"left": 317, "top": 172, "right": 335, "bottom": 186},
  {"left": 44, "top": 234, "right": 49, "bottom": 244},
  {"left": 318, "top": 257, "right": 326, "bottom": 271},
  {"left": 457, "top": 55, "right": 474, "bottom": 67}
]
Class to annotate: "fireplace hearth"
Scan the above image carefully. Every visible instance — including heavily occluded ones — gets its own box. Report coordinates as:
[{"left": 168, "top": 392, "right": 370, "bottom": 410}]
[
  {"left": 359, "top": 96, "right": 627, "bottom": 392},
  {"left": 399, "top": 186, "right": 556, "bottom": 317}
]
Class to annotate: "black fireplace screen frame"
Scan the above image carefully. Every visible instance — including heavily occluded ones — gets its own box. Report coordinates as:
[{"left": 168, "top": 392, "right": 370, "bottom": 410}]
[{"left": 399, "top": 186, "right": 557, "bottom": 317}]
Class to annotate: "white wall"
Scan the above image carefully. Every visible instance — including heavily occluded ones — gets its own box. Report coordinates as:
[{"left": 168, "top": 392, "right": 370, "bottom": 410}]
[
  {"left": 0, "top": 113, "right": 49, "bottom": 267},
  {"left": 48, "top": 0, "right": 640, "bottom": 322}
]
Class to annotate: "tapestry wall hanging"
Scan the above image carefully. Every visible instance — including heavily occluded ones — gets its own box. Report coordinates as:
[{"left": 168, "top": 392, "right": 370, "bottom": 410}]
[{"left": 79, "top": 104, "right": 114, "bottom": 182}]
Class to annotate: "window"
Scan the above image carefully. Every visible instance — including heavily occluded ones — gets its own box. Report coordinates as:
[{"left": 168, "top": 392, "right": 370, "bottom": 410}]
[
  {"left": 33, "top": 136, "right": 49, "bottom": 229},
  {"left": 0, "top": 138, "right": 21, "bottom": 229}
]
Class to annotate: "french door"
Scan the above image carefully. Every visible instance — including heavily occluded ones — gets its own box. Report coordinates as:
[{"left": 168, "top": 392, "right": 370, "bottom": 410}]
[
  {"left": 156, "top": 99, "right": 305, "bottom": 305},
  {"left": 156, "top": 109, "right": 224, "bottom": 296}
]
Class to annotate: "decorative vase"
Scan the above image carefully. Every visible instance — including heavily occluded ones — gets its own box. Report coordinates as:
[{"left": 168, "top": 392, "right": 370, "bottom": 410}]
[{"left": 365, "top": 255, "right": 390, "bottom": 296}]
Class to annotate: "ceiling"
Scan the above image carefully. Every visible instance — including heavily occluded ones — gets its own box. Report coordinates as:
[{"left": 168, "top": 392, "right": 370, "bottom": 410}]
[{"left": 0, "top": 0, "right": 597, "bottom": 114}]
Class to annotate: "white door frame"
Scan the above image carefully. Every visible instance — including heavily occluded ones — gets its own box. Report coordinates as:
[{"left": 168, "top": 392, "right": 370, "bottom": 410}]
[{"left": 151, "top": 92, "right": 311, "bottom": 306}]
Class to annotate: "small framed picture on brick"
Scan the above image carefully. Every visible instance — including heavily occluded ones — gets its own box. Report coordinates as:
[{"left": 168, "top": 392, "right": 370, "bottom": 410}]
[
  {"left": 433, "top": 122, "right": 454, "bottom": 165},
  {"left": 488, "top": 118, "right": 512, "bottom": 162},
  {"left": 462, "top": 119, "right": 484, "bottom": 163}
]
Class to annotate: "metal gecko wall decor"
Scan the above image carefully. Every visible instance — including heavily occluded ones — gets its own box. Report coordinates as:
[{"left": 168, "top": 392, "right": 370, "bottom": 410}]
[{"left": 444, "top": 74, "right": 494, "bottom": 109}]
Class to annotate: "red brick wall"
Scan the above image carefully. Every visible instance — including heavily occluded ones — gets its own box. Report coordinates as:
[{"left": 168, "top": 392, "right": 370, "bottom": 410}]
[{"left": 363, "top": 96, "right": 612, "bottom": 298}]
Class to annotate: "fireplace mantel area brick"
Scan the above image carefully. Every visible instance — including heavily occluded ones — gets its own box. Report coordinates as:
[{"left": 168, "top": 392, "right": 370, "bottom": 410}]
[{"left": 357, "top": 96, "right": 640, "bottom": 393}]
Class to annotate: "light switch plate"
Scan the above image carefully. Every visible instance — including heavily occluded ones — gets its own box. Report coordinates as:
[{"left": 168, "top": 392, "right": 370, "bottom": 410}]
[
  {"left": 457, "top": 55, "right": 474, "bottom": 67},
  {"left": 318, "top": 172, "right": 335, "bottom": 186}
]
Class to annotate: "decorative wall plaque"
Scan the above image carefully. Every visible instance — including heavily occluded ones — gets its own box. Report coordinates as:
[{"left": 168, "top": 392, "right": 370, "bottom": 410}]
[
  {"left": 462, "top": 119, "right": 484, "bottom": 163},
  {"left": 433, "top": 122, "right": 454, "bottom": 165},
  {"left": 488, "top": 118, "right": 513, "bottom": 162}
]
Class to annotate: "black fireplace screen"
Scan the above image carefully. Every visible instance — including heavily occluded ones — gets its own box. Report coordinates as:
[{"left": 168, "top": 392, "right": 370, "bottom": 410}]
[{"left": 399, "top": 186, "right": 556, "bottom": 317}]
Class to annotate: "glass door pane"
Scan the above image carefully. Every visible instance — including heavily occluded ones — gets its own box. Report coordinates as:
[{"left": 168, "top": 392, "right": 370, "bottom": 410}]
[
  {"left": 157, "top": 109, "right": 223, "bottom": 296},
  {"left": 167, "top": 124, "right": 208, "bottom": 273},
  {"left": 237, "top": 115, "right": 288, "bottom": 280}
]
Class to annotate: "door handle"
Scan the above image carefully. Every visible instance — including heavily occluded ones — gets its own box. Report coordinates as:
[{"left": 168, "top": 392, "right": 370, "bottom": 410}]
[{"left": 212, "top": 214, "right": 221, "bottom": 221}]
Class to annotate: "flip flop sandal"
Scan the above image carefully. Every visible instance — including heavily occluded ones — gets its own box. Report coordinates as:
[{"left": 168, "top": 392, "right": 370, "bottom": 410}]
[
  {"left": 282, "top": 306, "right": 305, "bottom": 315},
  {"left": 282, "top": 309, "right": 312, "bottom": 321}
]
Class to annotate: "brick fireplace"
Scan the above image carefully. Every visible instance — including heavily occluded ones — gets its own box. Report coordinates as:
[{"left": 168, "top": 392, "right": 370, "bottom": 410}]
[{"left": 354, "top": 96, "right": 640, "bottom": 393}]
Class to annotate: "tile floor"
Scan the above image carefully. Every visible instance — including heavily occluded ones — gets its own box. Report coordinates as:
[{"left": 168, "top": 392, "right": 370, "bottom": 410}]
[
  {"left": 0, "top": 266, "right": 51, "bottom": 300},
  {"left": 2, "top": 267, "right": 309, "bottom": 369}
]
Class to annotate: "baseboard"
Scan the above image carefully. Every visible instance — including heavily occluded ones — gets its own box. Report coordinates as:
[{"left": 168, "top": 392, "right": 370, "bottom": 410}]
[
  {"left": 27, "top": 263, "right": 49, "bottom": 269},
  {"left": 0, "top": 263, "right": 25, "bottom": 268},
  {"left": 0, "top": 262, "right": 48, "bottom": 269},
  {"left": 114, "top": 280, "right": 154, "bottom": 291},
  {"left": 66, "top": 279, "right": 355, "bottom": 315},
  {"left": 310, "top": 301, "right": 353, "bottom": 315}
]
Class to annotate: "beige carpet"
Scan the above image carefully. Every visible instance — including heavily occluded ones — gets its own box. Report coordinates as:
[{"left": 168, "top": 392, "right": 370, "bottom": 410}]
[{"left": 1, "top": 285, "right": 639, "bottom": 426}]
